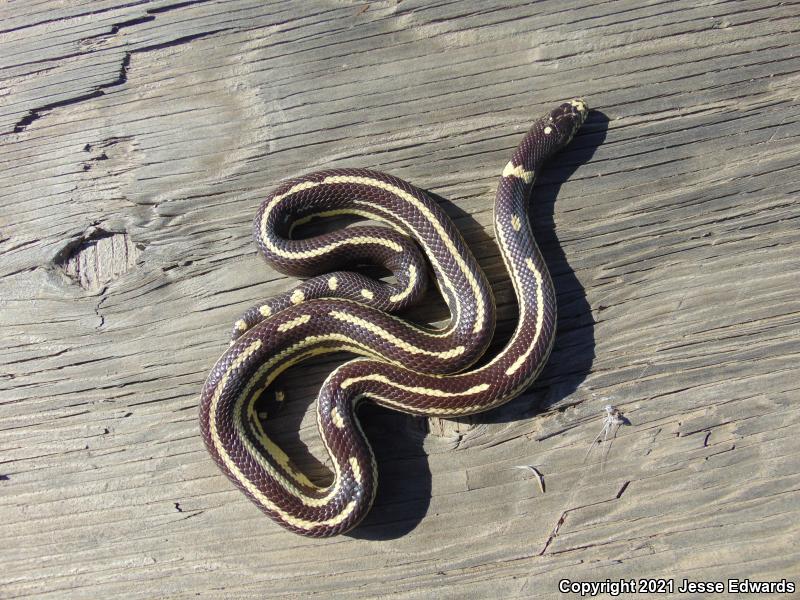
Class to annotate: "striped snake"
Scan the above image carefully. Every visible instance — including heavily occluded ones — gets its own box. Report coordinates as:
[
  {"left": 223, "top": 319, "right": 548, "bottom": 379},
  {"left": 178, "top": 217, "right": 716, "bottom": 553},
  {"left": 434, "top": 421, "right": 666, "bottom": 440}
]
[{"left": 200, "top": 99, "right": 589, "bottom": 537}]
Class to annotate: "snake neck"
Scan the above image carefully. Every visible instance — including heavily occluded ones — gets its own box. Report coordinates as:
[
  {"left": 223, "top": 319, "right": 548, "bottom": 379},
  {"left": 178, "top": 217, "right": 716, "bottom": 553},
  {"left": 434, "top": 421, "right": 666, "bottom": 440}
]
[{"left": 479, "top": 100, "right": 587, "bottom": 384}]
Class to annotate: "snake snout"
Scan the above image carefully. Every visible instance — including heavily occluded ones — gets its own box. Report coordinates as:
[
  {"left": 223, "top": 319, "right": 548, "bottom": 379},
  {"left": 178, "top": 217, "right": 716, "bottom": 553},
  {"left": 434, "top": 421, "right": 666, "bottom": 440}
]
[{"left": 568, "top": 97, "right": 589, "bottom": 120}]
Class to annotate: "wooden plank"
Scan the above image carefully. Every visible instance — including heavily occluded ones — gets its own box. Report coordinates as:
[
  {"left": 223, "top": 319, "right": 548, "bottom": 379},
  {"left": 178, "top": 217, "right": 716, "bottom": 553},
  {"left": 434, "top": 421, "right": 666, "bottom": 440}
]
[{"left": 1, "top": 0, "right": 799, "bottom": 597}]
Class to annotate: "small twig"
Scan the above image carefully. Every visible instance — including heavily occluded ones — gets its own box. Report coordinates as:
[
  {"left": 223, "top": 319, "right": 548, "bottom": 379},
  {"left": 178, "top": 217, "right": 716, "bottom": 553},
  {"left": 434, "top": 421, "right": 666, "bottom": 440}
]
[
  {"left": 513, "top": 465, "right": 545, "bottom": 493},
  {"left": 584, "top": 405, "right": 628, "bottom": 470}
]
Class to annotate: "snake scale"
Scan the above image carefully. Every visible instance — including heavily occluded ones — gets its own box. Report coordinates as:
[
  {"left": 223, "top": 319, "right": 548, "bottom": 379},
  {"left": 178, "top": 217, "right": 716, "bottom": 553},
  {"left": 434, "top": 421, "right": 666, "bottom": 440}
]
[{"left": 199, "top": 99, "right": 589, "bottom": 537}]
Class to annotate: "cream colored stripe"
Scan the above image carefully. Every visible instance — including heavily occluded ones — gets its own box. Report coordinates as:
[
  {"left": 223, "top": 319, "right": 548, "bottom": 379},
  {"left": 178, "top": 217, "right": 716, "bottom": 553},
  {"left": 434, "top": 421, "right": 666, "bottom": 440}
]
[
  {"left": 505, "top": 259, "right": 545, "bottom": 375},
  {"left": 349, "top": 394, "right": 379, "bottom": 493},
  {"left": 339, "top": 372, "right": 489, "bottom": 397},
  {"left": 215, "top": 169, "right": 550, "bottom": 528},
  {"left": 278, "top": 234, "right": 403, "bottom": 259},
  {"left": 502, "top": 161, "right": 535, "bottom": 183},
  {"left": 260, "top": 180, "right": 321, "bottom": 241},
  {"left": 349, "top": 456, "right": 363, "bottom": 484},
  {"left": 237, "top": 345, "right": 369, "bottom": 508},
  {"left": 287, "top": 208, "right": 393, "bottom": 236},
  {"left": 329, "top": 310, "right": 465, "bottom": 359},
  {"left": 366, "top": 390, "right": 503, "bottom": 416},
  {"left": 330, "top": 406, "right": 345, "bottom": 429},
  {"left": 277, "top": 314, "right": 311, "bottom": 332},
  {"left": 463, "top": 211, "right": 528, "bottom": 375},
  {"left": 381, "top": 310, "right": 450, "bottom": 338},
  {"left": 389, "top": 264, "right": 418, "bottom": 303}
]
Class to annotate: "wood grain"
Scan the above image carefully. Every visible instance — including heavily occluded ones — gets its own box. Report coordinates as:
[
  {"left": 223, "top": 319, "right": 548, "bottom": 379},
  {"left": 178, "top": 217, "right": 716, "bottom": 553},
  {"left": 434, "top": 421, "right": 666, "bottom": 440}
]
[{"left": 1, "top": 0, "right": 799, "bottom": 597}]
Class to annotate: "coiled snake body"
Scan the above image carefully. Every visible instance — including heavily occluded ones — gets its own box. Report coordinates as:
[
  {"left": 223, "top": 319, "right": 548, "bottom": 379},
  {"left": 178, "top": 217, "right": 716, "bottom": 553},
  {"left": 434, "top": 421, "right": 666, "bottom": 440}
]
[{"left": 199, "top": 99, "right": 588, "bottom": 536}]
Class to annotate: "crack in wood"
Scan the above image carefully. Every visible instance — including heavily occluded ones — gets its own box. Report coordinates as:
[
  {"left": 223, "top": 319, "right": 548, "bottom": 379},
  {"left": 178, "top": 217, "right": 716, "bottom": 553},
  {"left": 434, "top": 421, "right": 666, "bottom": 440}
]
[
  {"left": 540, "top": 480, "right": 632, "bottom": 556},
  {"left": 9, "top": 25, "right": 231, "bottom": 134}
]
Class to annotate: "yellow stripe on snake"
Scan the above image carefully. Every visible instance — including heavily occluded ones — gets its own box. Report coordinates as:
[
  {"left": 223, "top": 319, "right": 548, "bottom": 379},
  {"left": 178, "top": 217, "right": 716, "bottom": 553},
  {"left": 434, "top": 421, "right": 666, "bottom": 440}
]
[{"left": 199, "top": 99, "right": 589, "bottom": 536}]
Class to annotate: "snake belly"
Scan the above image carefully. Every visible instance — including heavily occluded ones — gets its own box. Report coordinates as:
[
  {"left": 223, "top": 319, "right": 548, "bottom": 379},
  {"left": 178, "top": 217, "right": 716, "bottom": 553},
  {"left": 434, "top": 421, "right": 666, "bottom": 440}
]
[{"left": 199, "top": 99, "right": 589, "bottom": 537}]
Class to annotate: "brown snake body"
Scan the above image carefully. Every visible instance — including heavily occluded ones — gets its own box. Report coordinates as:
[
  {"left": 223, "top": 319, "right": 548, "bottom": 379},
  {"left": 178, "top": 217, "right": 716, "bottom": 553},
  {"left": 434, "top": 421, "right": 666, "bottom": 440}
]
[{"left": 199, "top": 99, "right": 589, "bottom": 536}]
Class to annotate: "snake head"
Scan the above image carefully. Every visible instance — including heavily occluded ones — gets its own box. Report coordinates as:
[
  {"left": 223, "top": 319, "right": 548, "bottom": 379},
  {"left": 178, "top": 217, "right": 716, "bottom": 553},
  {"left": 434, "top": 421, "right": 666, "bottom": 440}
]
[
  {"left": 568, "top": 98, "right": 589, "bottom": 120},
  {"left": 513, "top": 99, "right": 589, "bottom": 168},
  {"left": 547, "top": 98, "right": 589, "bottom": 144}
]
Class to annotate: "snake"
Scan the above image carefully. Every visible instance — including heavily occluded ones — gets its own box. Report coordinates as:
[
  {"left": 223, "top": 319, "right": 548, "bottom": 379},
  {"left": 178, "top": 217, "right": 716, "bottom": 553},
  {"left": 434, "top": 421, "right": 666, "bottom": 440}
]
[{"left": 199, "top": 99, "right": 588, "bottom": 537}]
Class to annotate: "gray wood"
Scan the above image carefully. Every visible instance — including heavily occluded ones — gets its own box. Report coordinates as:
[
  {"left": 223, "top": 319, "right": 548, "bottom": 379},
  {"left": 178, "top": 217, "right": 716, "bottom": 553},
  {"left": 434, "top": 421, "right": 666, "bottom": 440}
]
[{"left": 2, "top": 0, "right": 799, "bottom": 597}]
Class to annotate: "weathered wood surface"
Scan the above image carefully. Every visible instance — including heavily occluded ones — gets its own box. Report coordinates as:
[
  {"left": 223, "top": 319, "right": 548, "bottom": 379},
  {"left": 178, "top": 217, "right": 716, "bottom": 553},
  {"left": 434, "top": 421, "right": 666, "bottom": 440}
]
[{"left": 2, "top": 0, "right": 799, "bottom": 597}]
